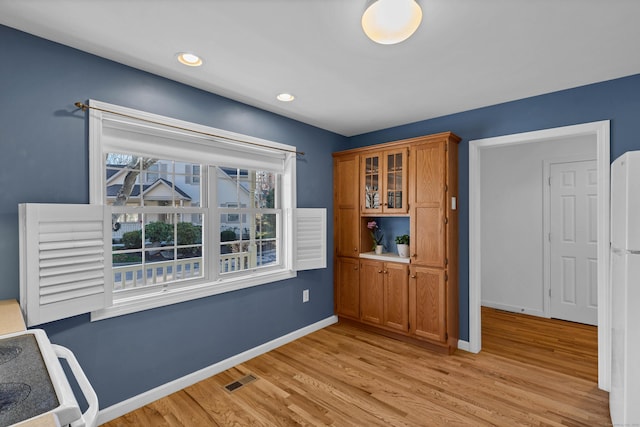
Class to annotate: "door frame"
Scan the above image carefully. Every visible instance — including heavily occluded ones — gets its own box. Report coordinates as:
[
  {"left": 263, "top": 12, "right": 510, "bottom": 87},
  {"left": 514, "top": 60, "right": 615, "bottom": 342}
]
[
  {"left": 543, "top": 157, "right": 597, "bottom": 322},
  {"left": 468, "top": 120, "right": 610, "bottom": 391}
]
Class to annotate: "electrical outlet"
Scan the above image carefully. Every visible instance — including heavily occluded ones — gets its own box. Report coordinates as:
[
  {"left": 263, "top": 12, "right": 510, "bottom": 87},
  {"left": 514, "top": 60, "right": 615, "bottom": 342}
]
[{"left": 303, "top": 289, "right": 309, "bottom": 303}]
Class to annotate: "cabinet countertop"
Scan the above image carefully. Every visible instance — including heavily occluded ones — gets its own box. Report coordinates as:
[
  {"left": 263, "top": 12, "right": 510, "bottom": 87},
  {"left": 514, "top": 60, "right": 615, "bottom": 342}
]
[
  {"left": 359, "top": 252, "right": 410, "bottom": 264},
  {"left": 0, "top": 299, "right": 26, "bottom": 335}
]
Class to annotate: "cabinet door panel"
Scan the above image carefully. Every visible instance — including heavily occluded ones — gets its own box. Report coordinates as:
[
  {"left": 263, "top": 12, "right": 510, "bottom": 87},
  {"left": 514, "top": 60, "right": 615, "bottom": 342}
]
[
  {"left": 414, "top": 207, "right": 445, "bottom": 267},
  {"left": 335, "top": 155, "right": 360, "bottom": 256},
  {"left": 411, "top": 141, "right": 446, "bottom": 266},
  {"left": 413, "top": 143, "right": 445, "bottom": 204},
  {"left": 384, "top": 149, "right": 408, "bottom": 214},
  {"left": 383, "top": 263, "right": 409, "bottom": 332},
  {"left": 336, "top": 208, "right": 359, "bottom": 257},
  {"left": 410, "top": 266, "right": 446, "bottom": 342},
  {"left": 361, "top": 153, "right": 382, "bottom": 213},
  {"left": 336, "top": 257, "right": 360, "bottom": 319},
  {"left": 359, "top": 259, "right": 384, "bottom": 325}
]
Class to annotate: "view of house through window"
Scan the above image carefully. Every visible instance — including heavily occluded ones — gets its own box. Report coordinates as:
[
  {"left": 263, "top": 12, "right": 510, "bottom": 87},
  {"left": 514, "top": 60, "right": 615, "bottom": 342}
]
[{"left": 106, "top": 153, "right": 280, "bottom": 294}]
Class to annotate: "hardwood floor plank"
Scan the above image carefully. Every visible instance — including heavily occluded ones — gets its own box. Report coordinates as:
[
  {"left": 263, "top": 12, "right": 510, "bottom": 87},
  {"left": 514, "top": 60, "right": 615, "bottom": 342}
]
[{"left": 102, "top": 307, "right": 611, "bottom": 426}]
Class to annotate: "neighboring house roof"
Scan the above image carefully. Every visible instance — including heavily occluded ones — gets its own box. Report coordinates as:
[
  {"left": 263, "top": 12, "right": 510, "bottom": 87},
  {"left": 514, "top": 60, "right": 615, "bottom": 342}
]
[
  {"left": 107, "top": 178, "right": 192, "bottom": 201},
  {"left": 217, "top": 167, "right": 250, "bottom": 194},
  {"left": 106, "top": 167, "right": 124, "bottom": 181}
]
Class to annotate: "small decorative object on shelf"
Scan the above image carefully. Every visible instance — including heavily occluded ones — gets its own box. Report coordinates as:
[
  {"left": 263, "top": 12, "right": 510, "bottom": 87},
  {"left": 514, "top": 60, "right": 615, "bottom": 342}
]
[
  {"left": 395, "top": 234, "right": 410, "bottom": 257},
  {"left": 375, "top": 245, "right": 383, "bottom": 255},
  {"left": 367, "top": 220, "right": 384, "bottom": 251}
]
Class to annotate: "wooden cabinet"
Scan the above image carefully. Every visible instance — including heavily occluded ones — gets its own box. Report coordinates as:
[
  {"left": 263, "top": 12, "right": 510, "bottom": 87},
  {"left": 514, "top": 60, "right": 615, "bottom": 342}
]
[
  {"left": 359, "top": 259, "right": 384, "bottom": 325},
  {"left": 409, "top": 266, "right": 446, "bottom": 342},
  {"left": 361, "top": 148, "right": 408, "bottom": 215},
  {"left": 333, "top": 132, "right": 459, "bottom": 354},
  {"left": 359, "top": 259, "right": 409, "bottom": 332},
  {"left": 409, "top": 140, "right": 447, "bottom": 267},
  {"left": 334, "top": 154, "right": 360, "bottom": 257},
  {"left": 383, "top": 262, "right": 409, "bottom": 332},
  {"left": 335, "top": 257, "right": 360, "bottom": 320}
]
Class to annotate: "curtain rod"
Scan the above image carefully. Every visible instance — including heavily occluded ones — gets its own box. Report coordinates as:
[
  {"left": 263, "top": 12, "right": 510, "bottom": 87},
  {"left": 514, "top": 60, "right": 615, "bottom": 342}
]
[{"left": 74, "top": 102, "right": 304, "bottom": 156}]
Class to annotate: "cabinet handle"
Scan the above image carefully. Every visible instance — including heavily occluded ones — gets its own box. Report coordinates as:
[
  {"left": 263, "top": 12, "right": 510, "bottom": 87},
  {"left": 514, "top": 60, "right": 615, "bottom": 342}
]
[
  {"left": 354, "top": 247, "right": 358, "bottom": 252},
  {"left": 378, "top": 270, "right": 383, "bottom": 273},
  {"left": 383, "top": 270, "right": 388, "bottom": 274},
  {"left": 410, "top": 275, "right": 416, "bottom": 278},
  {"left": 354, "top": 266, "right": 358, "bottom": 271},
  {"left": 411, "top": 253, "right": 417, "bottom": 258}
]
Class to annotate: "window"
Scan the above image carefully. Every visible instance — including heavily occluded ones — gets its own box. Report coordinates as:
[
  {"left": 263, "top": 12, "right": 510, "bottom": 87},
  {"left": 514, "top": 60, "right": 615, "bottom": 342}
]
[
  {"left": 18, "top": 100, "right": 326, "bottom": 326},
  {"left": 86, "top": 100, "right": 312, "bottom": 320},
  {"left": 107, "top": 156, "right": 205, "bottom": 294}
]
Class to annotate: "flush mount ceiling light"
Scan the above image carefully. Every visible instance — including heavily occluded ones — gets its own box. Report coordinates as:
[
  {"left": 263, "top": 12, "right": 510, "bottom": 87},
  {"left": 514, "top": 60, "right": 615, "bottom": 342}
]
[
  {"left": 177, "top": 52, "right": 203, "bottom": 67},
  {"left": 276, "top": 93, "right": 295, "bottom": 102},
  {"left": 362, "top": 0, "right": 423, "bottom": 45}
]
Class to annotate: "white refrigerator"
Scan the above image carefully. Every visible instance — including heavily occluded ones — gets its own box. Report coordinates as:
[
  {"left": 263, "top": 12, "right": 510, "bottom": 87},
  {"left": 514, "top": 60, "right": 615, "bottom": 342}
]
[{"left": 610, "top": 150, "right": 640, "bottom": 426}]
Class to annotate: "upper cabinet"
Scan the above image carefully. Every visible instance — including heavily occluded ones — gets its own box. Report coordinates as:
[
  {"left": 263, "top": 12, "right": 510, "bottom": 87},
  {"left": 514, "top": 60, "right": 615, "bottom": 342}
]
[
  {"left": 334, "top": 153, "right": 360, "bottom": 257},
  {"left": 409, "top": 140, "right": 447, "bottom": 267},
  {"left": 361, "top": 148, "right": 408, "bottom": 215}
]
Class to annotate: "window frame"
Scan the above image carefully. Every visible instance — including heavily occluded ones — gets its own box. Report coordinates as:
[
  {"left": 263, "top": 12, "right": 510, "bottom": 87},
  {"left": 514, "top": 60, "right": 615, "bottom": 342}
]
[{"left": 88, "top": 100, "right": 298, "bottom": 321}]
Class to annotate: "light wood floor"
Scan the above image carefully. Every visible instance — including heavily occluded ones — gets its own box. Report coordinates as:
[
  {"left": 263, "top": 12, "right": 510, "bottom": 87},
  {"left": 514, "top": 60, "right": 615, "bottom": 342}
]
[{"left": 103, "top": 307, "right": 611, "bottom": 426}]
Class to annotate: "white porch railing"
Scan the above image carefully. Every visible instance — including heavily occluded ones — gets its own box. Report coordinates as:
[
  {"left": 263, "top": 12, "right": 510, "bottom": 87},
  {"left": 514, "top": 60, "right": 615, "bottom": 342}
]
[
  {"left": 113, "top": 257, "right": 202, "bottom": 290},
  {"left": 113, "top": 252, "right": 252, "bottom": 290},
  {"left": 220, "top": 252, "right": 250, "bottom": 273}
]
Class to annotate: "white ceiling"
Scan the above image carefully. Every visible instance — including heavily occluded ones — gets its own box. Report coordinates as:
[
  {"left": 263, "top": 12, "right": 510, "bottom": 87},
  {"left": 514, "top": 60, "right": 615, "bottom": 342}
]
[{"left": 2, "top": 0, "right": 640, "bottom": 136}]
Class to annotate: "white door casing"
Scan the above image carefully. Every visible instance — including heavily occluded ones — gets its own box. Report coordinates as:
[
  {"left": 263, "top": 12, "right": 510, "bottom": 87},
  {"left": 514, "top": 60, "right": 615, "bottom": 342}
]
[
  {"left": 468, "top": 120, "right": 610, "bottom": 391},
  {"left": 548, "top": 160, "right": 598, "bottom": 325}
]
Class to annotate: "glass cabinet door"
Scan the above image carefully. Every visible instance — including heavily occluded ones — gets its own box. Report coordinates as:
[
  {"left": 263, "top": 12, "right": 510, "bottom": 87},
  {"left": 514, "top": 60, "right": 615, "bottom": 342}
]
[
  {"left": 386, "top": 151, "right": 403, "bottom": 210},
  {"left": 382, "top": 149, "right": 408, "bottom": 213},
  {"left": 361, "top": 149, "right": 408, "bottom": 214},
  {"left": 362, "top": 153, "right": 381, "bottom": 212}
]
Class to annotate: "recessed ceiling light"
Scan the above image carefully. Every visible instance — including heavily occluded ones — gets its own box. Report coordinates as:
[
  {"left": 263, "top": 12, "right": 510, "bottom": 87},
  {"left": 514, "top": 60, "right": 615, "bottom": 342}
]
[
  {"left": 177, "top": 52, "right": 203, "bottom": 67},
  {"left": 276, "top": 93, "right": 295, "bottom": 102}
]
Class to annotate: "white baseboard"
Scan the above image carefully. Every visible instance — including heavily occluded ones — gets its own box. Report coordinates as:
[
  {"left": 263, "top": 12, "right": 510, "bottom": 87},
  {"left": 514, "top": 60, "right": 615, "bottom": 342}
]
[
  {"left": 481, "top": 301, "right": 545, "bottom": 318},
  {"left": 457, "top": 339, "right": 471, "bottom": 352},
  {"left": 97, "top": 315, "right": 338, "bottom": 425}
]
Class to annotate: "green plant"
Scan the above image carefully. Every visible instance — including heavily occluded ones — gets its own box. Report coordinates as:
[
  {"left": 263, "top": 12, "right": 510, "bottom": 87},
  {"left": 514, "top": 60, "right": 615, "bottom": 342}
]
[
  {"left": 122, "top": 230, "right": 142, "bottom": 249},
  {"left": 395, "top": 234, "right": 409, "bottom": 245},
  {"left": 220, "top": 228, "right": 238, "bottom": 242},
  {"left": 177, "top": 222, "right": 200, "bottom": 245},
  {"left": 145, "top": 221, "right": 173, "bottom": 243}
]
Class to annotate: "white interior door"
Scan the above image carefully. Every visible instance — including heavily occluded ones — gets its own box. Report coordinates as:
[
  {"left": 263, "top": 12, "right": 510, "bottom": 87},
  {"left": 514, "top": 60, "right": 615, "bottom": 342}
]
[{"left": 549, "top": 160, "right": 598, "bottom": 325}]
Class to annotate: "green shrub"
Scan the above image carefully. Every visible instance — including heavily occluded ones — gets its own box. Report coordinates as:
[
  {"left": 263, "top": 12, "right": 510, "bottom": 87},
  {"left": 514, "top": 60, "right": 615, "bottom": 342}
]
[
  {"left": 122, "top": 230, "right": 142, "bottom": 249},
  {"left": 220, "top": 228, "right": 237, "bottom": 242},
  {"left": 177, "top": 222, "right": 200, "bottom": 245},
  {"left": 145, "top": 221, "right": 173, "bottom": 243}
]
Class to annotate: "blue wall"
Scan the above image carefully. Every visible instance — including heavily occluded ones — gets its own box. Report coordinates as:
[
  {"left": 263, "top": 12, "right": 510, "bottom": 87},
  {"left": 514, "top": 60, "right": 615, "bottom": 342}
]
[
  {"left": 0, "top": 25, "right": 345, "bottom": 408},
  {"left": 3, "top": 21, "right": 640, "bottom": 410},
  {"left": 349, "top": 73, "right": 640, "bottom": 340}
]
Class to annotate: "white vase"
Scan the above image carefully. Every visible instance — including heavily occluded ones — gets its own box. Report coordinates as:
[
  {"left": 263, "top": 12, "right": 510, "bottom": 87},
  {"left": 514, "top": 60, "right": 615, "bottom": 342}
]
[
  {"left": 375, "top": 245, "right": 383, "bottom": 255},
  {"left": 397, "top": 244, "right": 409, "bottom": 257}
]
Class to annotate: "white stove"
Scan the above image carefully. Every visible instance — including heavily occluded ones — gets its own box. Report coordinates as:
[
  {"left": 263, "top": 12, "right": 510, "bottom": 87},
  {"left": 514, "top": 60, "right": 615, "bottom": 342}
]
[{"left": 0, "top": 329, "right": 97, "bottom": 427}]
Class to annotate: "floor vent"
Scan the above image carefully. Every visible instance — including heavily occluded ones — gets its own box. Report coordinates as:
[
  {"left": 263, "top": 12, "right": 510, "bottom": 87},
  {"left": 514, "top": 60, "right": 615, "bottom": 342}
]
[{"left": 224, "top": 374, "right": 258, "bottom": 393}]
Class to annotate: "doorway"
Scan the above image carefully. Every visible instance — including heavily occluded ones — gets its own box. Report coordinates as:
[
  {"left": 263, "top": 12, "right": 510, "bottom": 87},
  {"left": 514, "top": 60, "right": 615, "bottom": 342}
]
[{"left": 468, "top": 120, "right": 610, "bottom": 391}]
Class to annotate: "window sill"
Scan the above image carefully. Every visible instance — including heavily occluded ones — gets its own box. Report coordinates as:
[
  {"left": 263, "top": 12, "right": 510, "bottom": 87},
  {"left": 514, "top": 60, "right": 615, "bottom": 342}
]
[{"left": 90, "top": 269, "right": 297, "bottom": 321}]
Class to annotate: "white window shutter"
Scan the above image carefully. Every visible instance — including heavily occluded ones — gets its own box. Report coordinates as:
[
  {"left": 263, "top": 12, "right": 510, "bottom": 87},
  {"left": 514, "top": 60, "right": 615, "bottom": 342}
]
[
  {"left": 294, "top": 208, "right": 327, "bottom": 271},
  {"left": 19, "top": 204, "right": 112, "bottom": 327}
]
